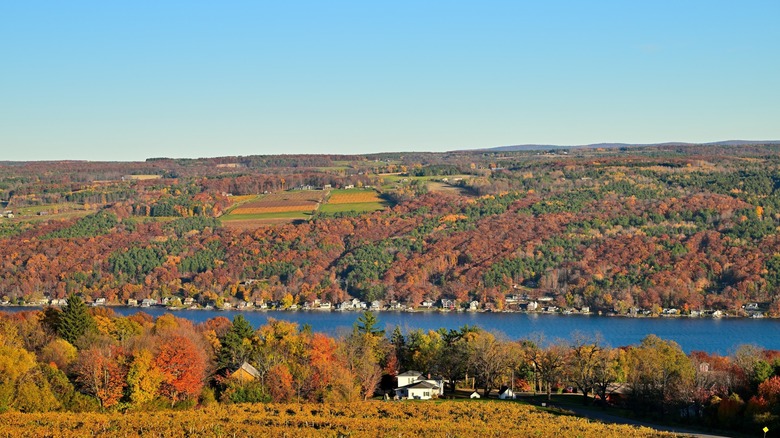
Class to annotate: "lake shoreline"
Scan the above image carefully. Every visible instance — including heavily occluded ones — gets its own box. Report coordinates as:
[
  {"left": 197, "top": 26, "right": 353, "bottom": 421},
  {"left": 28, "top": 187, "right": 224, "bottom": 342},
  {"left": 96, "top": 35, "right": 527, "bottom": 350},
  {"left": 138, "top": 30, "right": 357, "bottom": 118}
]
[
  {"left": 3, "top": 304, "right": 778, "bottom": 353},
  {"left": 0, "top": 303, "right": 765, "bottom": 319}
]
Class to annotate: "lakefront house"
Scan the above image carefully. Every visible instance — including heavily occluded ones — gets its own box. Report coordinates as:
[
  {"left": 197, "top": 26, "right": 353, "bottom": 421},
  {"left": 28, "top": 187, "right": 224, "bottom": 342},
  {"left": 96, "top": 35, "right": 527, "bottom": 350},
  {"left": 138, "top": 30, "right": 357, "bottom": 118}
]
[{"left": 393, "top": 371, "right": 444, "bottom": 400}]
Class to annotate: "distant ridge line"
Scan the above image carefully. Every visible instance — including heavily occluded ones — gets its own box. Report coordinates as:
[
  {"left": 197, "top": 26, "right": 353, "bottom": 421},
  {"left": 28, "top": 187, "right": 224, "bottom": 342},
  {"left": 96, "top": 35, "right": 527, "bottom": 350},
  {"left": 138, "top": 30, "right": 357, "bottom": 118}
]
[{"left": 477, "top": 140, "right": 780, "bottom": 152}]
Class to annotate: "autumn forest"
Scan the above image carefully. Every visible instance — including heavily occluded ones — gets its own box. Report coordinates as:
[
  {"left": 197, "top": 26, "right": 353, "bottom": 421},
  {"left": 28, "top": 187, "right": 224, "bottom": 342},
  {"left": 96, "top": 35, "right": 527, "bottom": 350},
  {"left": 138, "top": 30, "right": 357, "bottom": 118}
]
[
  {"left": 4, "top": 144, "right": 780, "bottom": 435},
  {"left": 2, "top": 145, "right": 780, "bottom": 314}
]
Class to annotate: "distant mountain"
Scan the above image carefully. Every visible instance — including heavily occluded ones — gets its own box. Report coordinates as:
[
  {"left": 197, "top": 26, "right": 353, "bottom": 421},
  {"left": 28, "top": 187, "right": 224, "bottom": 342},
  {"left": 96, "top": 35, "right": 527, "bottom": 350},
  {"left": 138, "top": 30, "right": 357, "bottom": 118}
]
[{"left": 480, "top": 140, "right": 780, "bottom": 152}]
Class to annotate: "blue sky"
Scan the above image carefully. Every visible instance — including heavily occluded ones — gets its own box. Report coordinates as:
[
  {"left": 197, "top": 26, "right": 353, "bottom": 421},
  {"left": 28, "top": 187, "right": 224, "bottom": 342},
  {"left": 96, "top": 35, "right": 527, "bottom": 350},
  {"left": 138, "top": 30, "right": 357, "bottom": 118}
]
[{"left": 1, "top": 1, "right": 778, "bottom": 161}]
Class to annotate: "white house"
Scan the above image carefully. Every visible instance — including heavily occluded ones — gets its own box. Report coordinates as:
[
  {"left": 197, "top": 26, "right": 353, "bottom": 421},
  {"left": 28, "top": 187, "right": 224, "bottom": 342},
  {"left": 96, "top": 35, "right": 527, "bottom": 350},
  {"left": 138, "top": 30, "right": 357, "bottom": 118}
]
[
  {"left": 395, "top": 381, "right": 440, "bottom": 400},
  {"left": 394, "top": 371, "right": 444, "bottom": 400},
  {"left": 498, "top": 388, "right": 516, "bottom": 400},
  {"left": 339, "top": 298, "right": 367, "bottom": 310},
  {"left": 470, "top": 391, "right": 481, "bottom": 399},
  {"left": 388, "top": 300, "right": 405, "bottom": 310},
  {"left": 397, "top": 371, "right": 424, "bottom": 387}
]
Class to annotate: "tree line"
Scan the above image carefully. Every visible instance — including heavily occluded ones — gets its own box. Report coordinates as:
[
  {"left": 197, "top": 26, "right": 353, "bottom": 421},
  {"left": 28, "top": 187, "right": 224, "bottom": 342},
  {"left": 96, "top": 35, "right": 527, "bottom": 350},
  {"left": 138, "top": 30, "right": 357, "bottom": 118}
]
[{"left": 2, "top": 305, "right": 780, "bottom": 434}]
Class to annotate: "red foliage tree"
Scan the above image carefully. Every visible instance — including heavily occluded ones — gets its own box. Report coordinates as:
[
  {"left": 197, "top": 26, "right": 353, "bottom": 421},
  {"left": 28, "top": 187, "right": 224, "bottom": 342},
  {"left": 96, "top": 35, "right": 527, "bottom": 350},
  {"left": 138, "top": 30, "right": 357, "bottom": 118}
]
[
  {"left": 758, "top": 375, "right": 780, "bottom": 405},
  {"left": 154, "top": 334, "right": 207, "bottom": 405},
  {"left": 73, "top": 347, "right": 127, "bottom": 408},
  {"left": 268, "top": 364, "right": 294, "bottom": 403}
]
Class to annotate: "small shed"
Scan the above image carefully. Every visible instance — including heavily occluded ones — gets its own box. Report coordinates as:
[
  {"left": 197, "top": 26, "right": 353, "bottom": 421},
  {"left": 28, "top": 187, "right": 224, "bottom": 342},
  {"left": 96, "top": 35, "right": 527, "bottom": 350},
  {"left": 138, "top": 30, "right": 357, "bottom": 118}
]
[
  {"left": 470, "top": 391, "right": 481, "bottom": 399},
  {"left": 230, "top": 362, "right": 261, "bottom": 383}
]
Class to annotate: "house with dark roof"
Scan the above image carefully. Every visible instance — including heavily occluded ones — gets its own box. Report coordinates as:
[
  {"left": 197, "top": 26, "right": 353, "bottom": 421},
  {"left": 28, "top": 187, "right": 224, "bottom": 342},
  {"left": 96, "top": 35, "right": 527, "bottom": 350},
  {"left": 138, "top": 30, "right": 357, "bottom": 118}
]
[{"left": 394, "top": 370, "right": 444, "bottom": 400}]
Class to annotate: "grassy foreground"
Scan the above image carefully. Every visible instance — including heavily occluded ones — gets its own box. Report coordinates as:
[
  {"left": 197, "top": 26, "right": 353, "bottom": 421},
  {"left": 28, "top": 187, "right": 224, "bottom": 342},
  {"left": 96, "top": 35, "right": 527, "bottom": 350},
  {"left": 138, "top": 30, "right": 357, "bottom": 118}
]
[{"left": 0, "top": 401, "right": 673, "bottom": 437}]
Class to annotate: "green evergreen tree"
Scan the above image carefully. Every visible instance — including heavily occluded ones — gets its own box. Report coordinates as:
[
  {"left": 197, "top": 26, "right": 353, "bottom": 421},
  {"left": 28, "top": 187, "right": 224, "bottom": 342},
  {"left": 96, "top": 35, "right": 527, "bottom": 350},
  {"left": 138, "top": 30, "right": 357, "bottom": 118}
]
[
  {"left": 390, "top": 326, "right": 407, "bottom": 368},
  {"left": 57, "top": 294, "right": 95, "bottom": 345},
  {"left": 355, "top": 311, "right": 384, "bottom": 337},
  {"left": 217, "top": 315, "right": 256, "bottom": 371}
]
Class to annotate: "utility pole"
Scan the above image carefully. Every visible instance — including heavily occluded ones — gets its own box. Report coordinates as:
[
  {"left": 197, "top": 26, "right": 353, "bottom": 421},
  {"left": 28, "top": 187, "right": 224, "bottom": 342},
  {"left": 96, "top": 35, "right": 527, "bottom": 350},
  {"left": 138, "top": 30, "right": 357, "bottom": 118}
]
[{"left": 511, "top": 368, "right": 514, "bottom": 395}]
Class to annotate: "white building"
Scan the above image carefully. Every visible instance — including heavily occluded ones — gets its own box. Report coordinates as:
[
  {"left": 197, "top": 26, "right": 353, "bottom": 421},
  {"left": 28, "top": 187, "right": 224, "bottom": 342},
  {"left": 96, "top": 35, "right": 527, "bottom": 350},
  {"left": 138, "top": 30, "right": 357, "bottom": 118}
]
[
  {"left": 395, "top": 381, "right": 440, "bottom": 400},
  {"left": 394, "top": 371, "right": 444, "bottom": 400}
]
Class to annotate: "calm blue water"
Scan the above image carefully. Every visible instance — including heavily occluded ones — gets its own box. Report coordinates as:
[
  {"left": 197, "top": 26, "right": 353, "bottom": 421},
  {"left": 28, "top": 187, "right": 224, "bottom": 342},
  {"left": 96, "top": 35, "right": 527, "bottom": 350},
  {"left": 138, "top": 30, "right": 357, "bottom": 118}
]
[{"left": 5, "top": 307, "right": 779, "bottom": 354}]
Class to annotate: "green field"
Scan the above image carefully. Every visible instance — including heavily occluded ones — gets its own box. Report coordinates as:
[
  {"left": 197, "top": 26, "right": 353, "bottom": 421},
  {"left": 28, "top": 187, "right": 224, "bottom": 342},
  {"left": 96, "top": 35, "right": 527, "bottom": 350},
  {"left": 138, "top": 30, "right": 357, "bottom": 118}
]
[
  {"left": 313, "top": 165, "right": 353, "bottom": 171},
  {"left": 13, "top": 202, "right": 82, "bottom": 215},
  {"left": 379, "top": 174, "right": 472, "bottom": 191},
  {"left": 327, "top": 188, "right": 378, "bottom": 195},
  {"left": 6, "top": 202, "right": 94, "bottom": 222},
  {"left": 319, "top": 202, "right": 386, "bottom": 213},
  {"left": 221, "top": 211, "right": 312, "bottom": 221}
]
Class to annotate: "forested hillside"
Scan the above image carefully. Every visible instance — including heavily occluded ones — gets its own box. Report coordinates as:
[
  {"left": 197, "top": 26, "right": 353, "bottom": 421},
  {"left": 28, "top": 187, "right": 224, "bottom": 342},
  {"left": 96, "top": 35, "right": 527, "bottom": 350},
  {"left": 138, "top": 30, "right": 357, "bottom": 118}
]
[{"left": 2, "top": 144, "right": 780, "bottom": 315}]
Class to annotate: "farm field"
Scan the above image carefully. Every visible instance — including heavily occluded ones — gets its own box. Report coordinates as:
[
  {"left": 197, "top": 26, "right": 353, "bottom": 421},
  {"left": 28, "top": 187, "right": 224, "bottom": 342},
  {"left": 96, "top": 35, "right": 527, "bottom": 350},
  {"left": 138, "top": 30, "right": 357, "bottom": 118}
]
[
  {"left": 222, "top": 191, "right": 324, "bottom": 228},
  {"left": 426, "top": 181, "right": 474, "bottom": 197},
  {"left": 327, "top": 188, "right": 383, "bottom": 204},
  {"left": 221, "top": 216, "right": 307, "bottom": 230},
  {"left": 320, "top": 201, "right": 386, "bottom": 213},
  {"left": 5, "top": 202, "right": 97, "bottom": 222},
  {"left": 125, "top": 174, "right": 162, "bottom": 180},
  {"left": 227, "top": 194, "right": 258, "bottom": 206},
  {"left": 322, "top": 188, "right": 388, "bottom": 213},
  {"left": 222, "top": 211, "right": 311, "bottom": 229},
  {"left": 222, "top": 189, "right": 389, "bottom": 226},
  {"left": 229, "top": 191, "right": 326, "bottom": 215},
  {"left": 0, "top": 401, "right": 668, "bottom": 437},
  {"left": 378, "top": 174, "right": 474, "bottom": 196}
]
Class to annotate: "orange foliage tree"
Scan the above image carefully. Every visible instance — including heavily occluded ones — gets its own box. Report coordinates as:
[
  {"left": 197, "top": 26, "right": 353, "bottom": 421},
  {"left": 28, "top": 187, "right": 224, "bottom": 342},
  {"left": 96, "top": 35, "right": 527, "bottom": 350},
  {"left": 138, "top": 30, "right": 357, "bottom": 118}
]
[
  {"left": 154, "top": 334, "right": 207, "bottom": 405},
  {"left": 73, "top": 347, "right": 127, "bottom": 408},
  {"left": 267, "top": 364, "right": 294, "bottom": 402}
]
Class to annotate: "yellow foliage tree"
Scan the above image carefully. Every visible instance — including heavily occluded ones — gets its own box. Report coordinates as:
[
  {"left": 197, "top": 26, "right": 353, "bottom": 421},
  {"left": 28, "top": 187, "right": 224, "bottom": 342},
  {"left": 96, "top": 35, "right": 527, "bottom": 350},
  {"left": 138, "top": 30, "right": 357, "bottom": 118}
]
[{"left": 127, "top": 349, "right": 164, "bottom": 405}]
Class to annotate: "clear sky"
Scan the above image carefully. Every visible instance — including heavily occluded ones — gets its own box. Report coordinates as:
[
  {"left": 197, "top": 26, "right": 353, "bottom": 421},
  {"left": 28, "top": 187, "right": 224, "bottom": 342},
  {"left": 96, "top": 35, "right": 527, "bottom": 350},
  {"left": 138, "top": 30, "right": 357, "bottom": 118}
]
[{"left": 1, "top": 1, "right": 778, "bottom": 161}]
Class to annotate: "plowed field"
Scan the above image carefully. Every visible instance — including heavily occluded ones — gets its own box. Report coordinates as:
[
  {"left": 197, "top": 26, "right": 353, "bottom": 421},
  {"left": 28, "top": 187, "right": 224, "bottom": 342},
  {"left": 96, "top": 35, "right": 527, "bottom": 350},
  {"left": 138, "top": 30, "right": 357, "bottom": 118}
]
[{"left": 230, "top": 191, "right": 326, "bottom": 215}]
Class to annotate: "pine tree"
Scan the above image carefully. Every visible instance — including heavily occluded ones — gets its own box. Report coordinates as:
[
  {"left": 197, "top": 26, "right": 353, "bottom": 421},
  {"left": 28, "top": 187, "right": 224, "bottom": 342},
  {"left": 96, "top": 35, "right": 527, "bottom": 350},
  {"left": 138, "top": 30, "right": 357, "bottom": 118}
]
[
  {"left": 390, "top": 326, "right": 406, "bottom": 367},
  {"left": 217, "top": 315, "right": 256, "bottom": 371},
  {"left": 355, "top": 311, "right": 383, "bottom": 337},
  {"left": 57, "top": 294, "right": 95, "bottom": 345}
]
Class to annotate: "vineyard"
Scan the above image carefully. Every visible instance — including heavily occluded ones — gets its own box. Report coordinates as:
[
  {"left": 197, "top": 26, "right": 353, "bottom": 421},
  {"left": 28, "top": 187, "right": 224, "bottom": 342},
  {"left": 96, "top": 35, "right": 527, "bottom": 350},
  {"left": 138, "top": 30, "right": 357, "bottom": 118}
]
[
  {"left": 0, "top": 401, "right": 668, "bottom": 437},
  {"left": 230, "top": 191, "right": 327, "bottom": 215}
]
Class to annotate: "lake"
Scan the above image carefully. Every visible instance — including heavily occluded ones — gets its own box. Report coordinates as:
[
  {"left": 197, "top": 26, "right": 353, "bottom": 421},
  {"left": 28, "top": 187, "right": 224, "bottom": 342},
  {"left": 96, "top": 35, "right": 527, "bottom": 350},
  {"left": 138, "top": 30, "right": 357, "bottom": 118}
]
[{"left": 11, "top": 307, "right": 774, "bottom": 354}]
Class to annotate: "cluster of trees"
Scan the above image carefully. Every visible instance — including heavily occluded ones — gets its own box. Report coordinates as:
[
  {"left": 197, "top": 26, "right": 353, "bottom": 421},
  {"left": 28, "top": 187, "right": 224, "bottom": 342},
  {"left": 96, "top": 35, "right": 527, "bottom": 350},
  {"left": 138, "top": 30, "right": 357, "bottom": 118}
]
[
  {"left": 4, "top": 305, "right": 780, "bottom": 434},
  {"left": 5, "top": 146, "right": 780, "bottom": 314},
  {"left": 390, "top": 325, "right": 780, "bottom": 432},
  {"left": 0, "top": 302, "right": 395, "bottom": 413},
  {"left": 389, "top": 319, "right": 780, "bottom": 433},
  {"left": 1, "top": 297, "right": 208, "bottom": 411}
]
